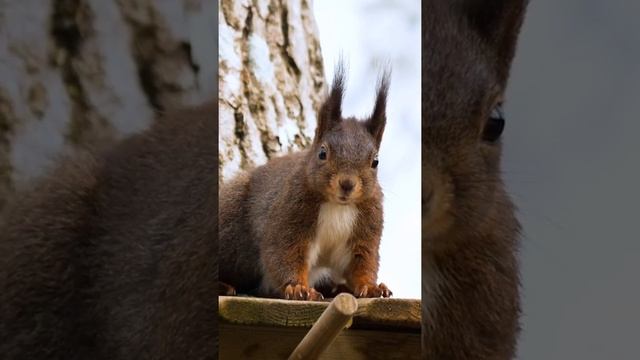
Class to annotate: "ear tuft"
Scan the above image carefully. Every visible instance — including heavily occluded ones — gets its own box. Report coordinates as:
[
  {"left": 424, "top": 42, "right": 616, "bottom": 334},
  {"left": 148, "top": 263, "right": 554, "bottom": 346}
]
[
  {"left": 457, "top": 0, "right": 527, "bottom": 39},
  {"left": 456, "top": 0, "right": 528, "bottom": 82},
  {"left": 315, "top": 61, "right": 346, "bottom": 141},
  {"left": 367, "top": 67, "right": 390, "bottom": 148}
]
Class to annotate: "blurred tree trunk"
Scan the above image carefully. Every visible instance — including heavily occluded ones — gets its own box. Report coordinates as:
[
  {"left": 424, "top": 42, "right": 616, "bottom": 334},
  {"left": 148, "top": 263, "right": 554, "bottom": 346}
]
[
  {"left": 0, "top": 0, "right": 216, "bottom": 208},
  {"left": 218, "top": 0, "right": 326, "bottom": 182}
]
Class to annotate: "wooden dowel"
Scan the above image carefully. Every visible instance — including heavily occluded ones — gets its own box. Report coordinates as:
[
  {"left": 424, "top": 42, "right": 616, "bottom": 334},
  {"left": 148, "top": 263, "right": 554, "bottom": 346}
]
[{"left": 288, "top": 293, "right": 358, "bottom": 360}]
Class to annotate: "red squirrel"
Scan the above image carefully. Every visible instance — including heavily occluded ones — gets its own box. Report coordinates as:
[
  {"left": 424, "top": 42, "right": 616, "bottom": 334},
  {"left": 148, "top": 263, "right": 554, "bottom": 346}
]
[
  {"left": 423, "top": 1, "right": 528, "bottom": 358},
  {"left": 219, "top": 65, "right": 392, "bottom": 300}
]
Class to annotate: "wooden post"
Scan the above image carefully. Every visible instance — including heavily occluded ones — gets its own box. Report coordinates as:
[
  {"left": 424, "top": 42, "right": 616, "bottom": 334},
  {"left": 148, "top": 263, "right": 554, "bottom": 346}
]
[{"left": 288, "top": 293, "right": 358, "bottom": 360}]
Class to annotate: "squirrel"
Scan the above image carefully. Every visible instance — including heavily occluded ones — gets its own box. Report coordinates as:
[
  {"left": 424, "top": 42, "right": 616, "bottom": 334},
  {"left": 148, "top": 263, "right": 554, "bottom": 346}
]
[
  {"left": 219, "top": 64, "right": 392, "bottom": 301},
  {"left": 422, "top": 1, "right": 528, "bottom": 359},
  {"left": 0, "top": 102, "right": 218, "bottom": 359}
]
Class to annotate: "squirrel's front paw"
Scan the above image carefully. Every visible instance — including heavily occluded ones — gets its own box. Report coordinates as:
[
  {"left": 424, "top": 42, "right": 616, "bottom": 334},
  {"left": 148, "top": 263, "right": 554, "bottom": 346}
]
[
  {"left": 283, "top": 283, "right": 324, "bottom": 301},
  {"left": 354, "top": 282, "right": 392, "bottom": 298}
]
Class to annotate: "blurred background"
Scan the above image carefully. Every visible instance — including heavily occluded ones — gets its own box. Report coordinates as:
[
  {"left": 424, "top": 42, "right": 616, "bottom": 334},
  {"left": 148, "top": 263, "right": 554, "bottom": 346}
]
[
  {"left": 0, "top": 1, "right": 215, "bottom": 208},
  {"left": 314, "top": 0, "right": 421, "bottom": 299},
  {"left": 505, "top": 1, "right": 640, "bottom": 358}
]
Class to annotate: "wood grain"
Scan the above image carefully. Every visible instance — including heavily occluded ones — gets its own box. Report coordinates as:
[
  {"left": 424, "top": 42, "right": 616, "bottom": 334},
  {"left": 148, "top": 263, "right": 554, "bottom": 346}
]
[{"left": 218, "top": 295, "right": 421, "bottom": 331}]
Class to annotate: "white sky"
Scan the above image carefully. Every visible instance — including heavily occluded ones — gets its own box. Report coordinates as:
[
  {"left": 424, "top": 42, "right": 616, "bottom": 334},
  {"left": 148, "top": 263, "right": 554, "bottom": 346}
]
[{"left": 314, "top": 0, "right": 421, "bottom": 299}]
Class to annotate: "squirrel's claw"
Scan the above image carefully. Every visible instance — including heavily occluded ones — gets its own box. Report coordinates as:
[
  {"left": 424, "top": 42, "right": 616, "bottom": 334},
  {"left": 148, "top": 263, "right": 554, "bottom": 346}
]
[
  {"left": 379, "top": 282, "right": 393, "bottom": 298},
  {"left": 283, "top": 283, "right": 323, "bottom": 301},
  {"left": 355, "top": 282, "right": 392, "bottom": 298}
]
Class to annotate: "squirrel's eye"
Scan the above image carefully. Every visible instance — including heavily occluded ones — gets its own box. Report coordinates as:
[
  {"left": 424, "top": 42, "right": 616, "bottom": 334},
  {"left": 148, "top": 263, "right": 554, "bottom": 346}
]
[
  {"left": 318, "top": 146, "right": 327, "bottom": 160},
  {"left": 483, "top": 106, "right": 505, "bottom": 143},
  {"left": 372, "top": 154, "right": 379, "bottom": 169}
]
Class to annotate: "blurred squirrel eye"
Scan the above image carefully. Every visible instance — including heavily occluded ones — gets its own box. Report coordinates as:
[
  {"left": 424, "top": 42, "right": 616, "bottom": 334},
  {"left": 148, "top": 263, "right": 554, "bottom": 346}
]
[
  {"left": 372, "top": 154, "right": 379, "bottom": 169},
  {"left": 483, "top": 106, "right": 505, "bottom": 143},
  {"left": 318, "top": 146, "right": 327, "bottom": 160}
]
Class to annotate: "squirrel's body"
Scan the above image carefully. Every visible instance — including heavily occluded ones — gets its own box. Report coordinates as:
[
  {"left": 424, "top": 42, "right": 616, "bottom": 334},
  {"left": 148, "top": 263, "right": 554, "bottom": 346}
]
[
  {"left": 422, "top": 1, "right": 528, "bottom": 358},
  {"left": 219, "top": 67, "right": 391, "bottom": 300},
  {"left": 0, "top": 103, "right": 218, "bottom": 359},
  {"left": 220, "top": 150, "right": 380, "bottom": 296}
]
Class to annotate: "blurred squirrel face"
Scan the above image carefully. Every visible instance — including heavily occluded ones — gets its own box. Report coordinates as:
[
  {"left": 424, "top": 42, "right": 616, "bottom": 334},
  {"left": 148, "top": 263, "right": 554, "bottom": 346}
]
[
  {"left": 310, "top": 120, "right": 380, "bottom": 205},
  {"left": 423, "top": 98, "right": 506, "bottom": 239},
  {"left": 423, "top": 119, "right": 504, "bottom": 240},
  {"left": 308, "top": 64, "right": 389, "bottom": 205},
  {"left": 422, "top": 0, "right": 522, "bottom": 239}
]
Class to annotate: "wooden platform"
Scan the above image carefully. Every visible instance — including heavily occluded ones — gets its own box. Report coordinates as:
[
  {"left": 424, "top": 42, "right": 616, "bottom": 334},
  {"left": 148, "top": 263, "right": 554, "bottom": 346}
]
[{"left": 219, "top": 295, "right": 421, "bottom": 359}]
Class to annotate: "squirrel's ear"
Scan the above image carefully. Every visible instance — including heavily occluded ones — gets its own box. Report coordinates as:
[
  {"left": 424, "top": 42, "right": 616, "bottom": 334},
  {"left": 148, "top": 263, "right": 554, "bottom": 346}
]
[
  {"left": 366, "top": 69, "right": 390, "bottom": 148},
  {"left": 454, "top": 0, "right": 528, "bottom": 83},
  {"left": 316, "top": 64, "right": 345, "bottom": 140}
]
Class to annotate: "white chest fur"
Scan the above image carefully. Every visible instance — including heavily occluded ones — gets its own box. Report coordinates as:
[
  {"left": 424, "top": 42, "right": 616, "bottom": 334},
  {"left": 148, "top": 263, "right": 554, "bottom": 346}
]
[{"left": 307, "top": 202, "right": 358, "bottom": 287}]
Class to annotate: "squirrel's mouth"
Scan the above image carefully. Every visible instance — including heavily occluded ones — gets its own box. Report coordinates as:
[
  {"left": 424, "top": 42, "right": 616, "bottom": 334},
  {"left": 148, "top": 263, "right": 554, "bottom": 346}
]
[{"left": 335, "top": 195, "right": 353, "bottom": 205}]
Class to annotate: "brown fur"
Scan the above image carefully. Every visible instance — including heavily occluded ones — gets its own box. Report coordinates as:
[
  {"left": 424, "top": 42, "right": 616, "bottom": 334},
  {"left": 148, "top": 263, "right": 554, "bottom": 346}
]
[
  {"left": 219, "top": 65, "right": 392, "bottom": 300},
  {"left": 0, "top": 103, "right": 218, "bottom": 359},
  {"left": 423, "top": 1, "right": 528, "bottom": 359}
]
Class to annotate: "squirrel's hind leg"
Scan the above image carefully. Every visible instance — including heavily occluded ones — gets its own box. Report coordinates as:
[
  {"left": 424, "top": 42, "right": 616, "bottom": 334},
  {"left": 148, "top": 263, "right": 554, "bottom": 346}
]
[
  {"left": 315, "top": 282, "right": 352, "bottom": 299},
  {"left": 219, "top": 281, "right": 237, "bottom": 296}
]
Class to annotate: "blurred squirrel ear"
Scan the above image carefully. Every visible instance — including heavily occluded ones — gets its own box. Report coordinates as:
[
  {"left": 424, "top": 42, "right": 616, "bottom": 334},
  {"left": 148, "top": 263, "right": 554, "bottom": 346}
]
[
  {"left": 366, "top": 68, "right": 390, "bottom": 148},
  {"left": 316, "top": 62, "right": 345, "bottom": 140},
  {"left": 455, "top": 0, "right": 528, "bottom": 83}
]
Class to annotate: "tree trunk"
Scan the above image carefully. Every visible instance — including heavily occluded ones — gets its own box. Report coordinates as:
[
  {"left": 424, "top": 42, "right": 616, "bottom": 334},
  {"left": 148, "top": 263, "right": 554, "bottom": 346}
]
[
  {"left": 218, "top": 0, "right": 326, "bottom": 182},
  {"left": 0, "top": 0, "right": 216, "bottom": 208}
]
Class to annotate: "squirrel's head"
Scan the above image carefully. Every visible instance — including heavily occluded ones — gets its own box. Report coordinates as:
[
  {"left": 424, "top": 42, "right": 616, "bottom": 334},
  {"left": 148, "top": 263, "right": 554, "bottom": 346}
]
[
  {"left": 306, "top": 64, "right": 389, "bottom": 205},
  {"left": 423, "top": 0, "right": 527, "bottom": 239}
]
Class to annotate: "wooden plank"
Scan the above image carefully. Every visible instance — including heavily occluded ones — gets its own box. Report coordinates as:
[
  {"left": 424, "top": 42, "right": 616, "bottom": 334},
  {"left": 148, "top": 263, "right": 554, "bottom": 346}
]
[
  {"left": 220, "top": 323, "right": 421, "bottom": 360},
  {"left": 218, "top": 295, "right": 421, "bottom": 331},
  {"left": 353, "top": 297, "right": 421, "bottom": 331},
  {"left": 219, "top": 295, "right": 328, "bottom": 327}
]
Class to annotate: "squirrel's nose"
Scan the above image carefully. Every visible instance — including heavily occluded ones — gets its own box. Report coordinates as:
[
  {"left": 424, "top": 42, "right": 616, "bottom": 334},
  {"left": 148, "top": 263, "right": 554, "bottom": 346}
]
[{"left": 339, "top": 179, "right": 355, "bottom": 194}]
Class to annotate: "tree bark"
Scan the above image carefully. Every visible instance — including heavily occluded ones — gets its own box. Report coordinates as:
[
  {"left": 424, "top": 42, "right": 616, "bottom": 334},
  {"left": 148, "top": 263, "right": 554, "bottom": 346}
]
[
  {"left": 218, "top": 0, "right": 326, "bottom": 182},
  {"left": 0, "top": 0, "right": 216, "bottom": 208}
]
